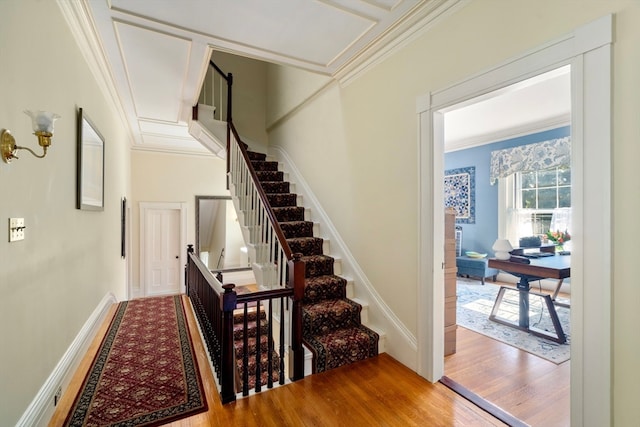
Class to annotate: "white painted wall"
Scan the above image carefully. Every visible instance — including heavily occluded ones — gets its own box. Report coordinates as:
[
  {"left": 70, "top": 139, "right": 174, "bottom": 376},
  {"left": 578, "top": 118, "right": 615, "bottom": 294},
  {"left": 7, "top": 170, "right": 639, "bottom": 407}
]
[
  {"left": 266, "top": 63, "right": 333, "bottom": 128},
  {"left": 0, "top": 1, "right": 130, "bottom": 424},
  {"left": 207, "top": 200, "right": 226, "bottom": 270},
  {"left": 130, "top": 150, "right": 228, "bottom": 297},
  {"left": 210, "top": 51, "right": 269, "bottom": 151},
  {"left": 266, "top": 1, "right": 640, "bottom": 425}
]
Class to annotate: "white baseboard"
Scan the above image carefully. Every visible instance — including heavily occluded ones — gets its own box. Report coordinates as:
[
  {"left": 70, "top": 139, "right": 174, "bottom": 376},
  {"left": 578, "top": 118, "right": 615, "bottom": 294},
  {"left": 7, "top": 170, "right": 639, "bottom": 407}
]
[{"left": 16, "top": 293, "right": 117, "bottom": 427}]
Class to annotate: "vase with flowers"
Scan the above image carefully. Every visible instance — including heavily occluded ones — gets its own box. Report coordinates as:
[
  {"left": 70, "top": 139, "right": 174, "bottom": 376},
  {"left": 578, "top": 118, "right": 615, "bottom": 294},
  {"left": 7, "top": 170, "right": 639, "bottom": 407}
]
[{"left": 546, "top": 229, "right": 571, "bottom": 252}]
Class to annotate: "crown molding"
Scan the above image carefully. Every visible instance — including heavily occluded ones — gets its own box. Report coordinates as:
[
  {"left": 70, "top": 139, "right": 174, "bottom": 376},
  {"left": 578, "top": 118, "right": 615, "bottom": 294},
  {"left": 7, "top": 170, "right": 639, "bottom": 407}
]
[
  {"left": 56, "top": 0, "right": 136, "bottom": 146},
  {"left": 335, "top": 0, "right": 467, "bottom": 86}
]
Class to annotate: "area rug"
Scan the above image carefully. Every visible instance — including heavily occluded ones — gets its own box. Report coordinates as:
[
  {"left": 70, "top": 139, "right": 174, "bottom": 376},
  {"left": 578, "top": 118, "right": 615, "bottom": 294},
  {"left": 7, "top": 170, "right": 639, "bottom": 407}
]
[
  {"left": 64, "top": 295, "right": 207, "bottom": 426},
  {"left": 456, "top": 278, "right": 571, "bottom": 364}
]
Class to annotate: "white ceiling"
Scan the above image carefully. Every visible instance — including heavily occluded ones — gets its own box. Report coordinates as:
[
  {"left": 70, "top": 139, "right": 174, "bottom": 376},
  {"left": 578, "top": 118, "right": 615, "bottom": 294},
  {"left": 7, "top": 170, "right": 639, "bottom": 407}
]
[
  {"left": 63, "top": 0, "right": 459, "bottom": 154},
  {"left": 61, "top": 1, "right": 569, "bottom": 156},
  {"left": 444, "top": 66, "right": 571, "bottom": 151}
]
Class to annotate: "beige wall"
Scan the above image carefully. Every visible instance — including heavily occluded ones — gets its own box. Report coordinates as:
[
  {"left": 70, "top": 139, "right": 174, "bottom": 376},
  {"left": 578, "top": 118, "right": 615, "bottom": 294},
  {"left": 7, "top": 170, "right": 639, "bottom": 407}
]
[
  {"left": 130, "top": 150, "right": 228, "bottom": 295},
  {"left": 0, "top": 0, "right": 131, "bottom": 424},
  {"left": 267, "top": 0, "right": 640, "bottom": 424},
  {"left": 266, "top": 63, "right": 333, "bottom": 127},
  {"left": 210, "top": 51, "right": 269, "bottom": 151}
]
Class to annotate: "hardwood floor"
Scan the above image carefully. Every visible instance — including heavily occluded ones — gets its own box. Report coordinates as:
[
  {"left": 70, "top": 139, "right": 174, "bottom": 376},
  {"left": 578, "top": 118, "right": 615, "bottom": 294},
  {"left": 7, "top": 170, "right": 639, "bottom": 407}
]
[
  {"left": 50, "top": 290, "right": 569, "bottom": 426},
  {"left": 50, "top": 296, "right": 507, "bottom": 427},
  {"left": 445, "top": 281, "right": 571, "bottom": 427}
]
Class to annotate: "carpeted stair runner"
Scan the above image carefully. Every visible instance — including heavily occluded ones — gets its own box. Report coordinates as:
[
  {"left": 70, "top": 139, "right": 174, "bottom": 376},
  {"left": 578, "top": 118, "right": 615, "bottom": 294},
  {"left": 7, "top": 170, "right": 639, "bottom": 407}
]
[
  {"left": 247, "top": 150, "right": 379, "bottom": 373},
  {"left": 233, "top": 286, "right": 280, "bottom": 390}
]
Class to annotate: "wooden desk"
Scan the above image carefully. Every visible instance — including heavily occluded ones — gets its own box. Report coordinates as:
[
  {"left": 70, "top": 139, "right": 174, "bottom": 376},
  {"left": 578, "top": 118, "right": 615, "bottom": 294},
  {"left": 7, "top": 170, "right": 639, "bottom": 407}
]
[{"left": 488, "top": 255, "right": 570, "bottom": 344}]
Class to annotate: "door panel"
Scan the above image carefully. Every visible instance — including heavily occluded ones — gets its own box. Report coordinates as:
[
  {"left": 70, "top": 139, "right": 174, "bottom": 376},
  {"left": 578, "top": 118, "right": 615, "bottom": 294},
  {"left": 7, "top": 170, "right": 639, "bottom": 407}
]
[{"left": 145, "top": 207, "right": 181, "bottom": 296}]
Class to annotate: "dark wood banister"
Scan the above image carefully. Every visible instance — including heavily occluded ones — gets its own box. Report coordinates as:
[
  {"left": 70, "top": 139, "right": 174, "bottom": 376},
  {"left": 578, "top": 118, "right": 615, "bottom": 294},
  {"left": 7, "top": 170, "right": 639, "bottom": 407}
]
[
  {"left": 227, "top": 109, "right": 305, "bottom": 381},
  {"left": 228, "top": 123, "right": 295, "bottom": 260},
  {"left": 191, "top": 59, "right": 305, "bottom": 383},
  {"left": 210, "top": 60, "right": 229, "bottom": 82}
]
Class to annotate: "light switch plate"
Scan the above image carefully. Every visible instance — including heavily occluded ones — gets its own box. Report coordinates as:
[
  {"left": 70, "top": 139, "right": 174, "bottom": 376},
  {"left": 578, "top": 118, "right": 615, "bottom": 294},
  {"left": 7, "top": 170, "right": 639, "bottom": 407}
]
[{"left": 9, "top": 218, "right": 25, "bottom": 242}]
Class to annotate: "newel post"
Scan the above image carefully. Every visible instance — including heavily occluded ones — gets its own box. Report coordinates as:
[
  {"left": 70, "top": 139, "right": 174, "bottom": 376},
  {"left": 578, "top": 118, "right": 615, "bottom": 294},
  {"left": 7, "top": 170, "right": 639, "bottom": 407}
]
[
  {"left": 185, "top": 244, "right": 194, "bottom": 295},
  {"left": 220, "top": 283, "right": 237, "bottom": 403},
  {"left": 288, "top": 253, "right": 305, "bottom": 381}
]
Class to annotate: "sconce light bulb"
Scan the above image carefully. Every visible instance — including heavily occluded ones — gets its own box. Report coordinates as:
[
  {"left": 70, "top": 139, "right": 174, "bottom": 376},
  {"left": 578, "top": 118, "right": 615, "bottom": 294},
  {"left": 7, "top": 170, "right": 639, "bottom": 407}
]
[{"left": 24, "top": 110, "right": 60, "bottom": 134}]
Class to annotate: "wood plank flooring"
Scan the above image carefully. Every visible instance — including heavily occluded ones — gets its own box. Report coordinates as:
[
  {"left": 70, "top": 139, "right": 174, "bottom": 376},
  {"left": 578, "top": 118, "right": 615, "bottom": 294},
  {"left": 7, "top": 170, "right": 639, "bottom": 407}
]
[
  {"left": 50, "top": 296, "right": 506, "bottom": 427},
  {"left": 49, "top": 292, "right": 569, "bottom": 426},
  {"left": 445, "top": 326, "right": 570, "bottom": 426},
  {"left": 445, "top": 279, "right": 571, "bottom": 427}
]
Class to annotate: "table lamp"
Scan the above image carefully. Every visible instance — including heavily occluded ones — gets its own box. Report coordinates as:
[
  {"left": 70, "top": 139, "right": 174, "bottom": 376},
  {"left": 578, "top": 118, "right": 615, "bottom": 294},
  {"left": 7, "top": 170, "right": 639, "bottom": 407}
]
[{"left": 492, "top": 239, "right": 513, "bottom": 260}]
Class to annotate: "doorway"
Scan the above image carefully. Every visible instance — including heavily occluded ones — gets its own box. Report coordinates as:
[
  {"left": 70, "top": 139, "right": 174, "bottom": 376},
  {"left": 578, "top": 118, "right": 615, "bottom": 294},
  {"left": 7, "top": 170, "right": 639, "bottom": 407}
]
[
  {"left": 140, "top": 202, "right": 187, "bottom": 297},
  {"left": 417, "top": 15, "right": 612, "bottom": 426},
  {"left": 441, "top": 66, "right": 571, "bottom": 423}
]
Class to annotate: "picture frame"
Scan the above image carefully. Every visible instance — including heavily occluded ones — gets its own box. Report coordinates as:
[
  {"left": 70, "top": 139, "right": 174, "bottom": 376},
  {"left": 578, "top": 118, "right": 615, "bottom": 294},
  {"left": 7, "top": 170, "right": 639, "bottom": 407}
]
[
  {"left": 121, "top": 197, "right": 127, "bottom": 258},
  {"left": 76, "top": 108, "right": 104, "bottom": 211},
  {"left": 444, "top": 166, "right": 476, "bottom": 224}
]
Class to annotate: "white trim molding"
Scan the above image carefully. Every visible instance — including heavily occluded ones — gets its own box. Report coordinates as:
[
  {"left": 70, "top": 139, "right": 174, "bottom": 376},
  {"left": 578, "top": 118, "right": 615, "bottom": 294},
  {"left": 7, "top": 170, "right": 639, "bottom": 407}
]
[
  {"left": 139, "top": 202, "right": 188, "bottom": 297},
  {"left": 16, "top": 293, "right": 117, "bottom": 427},
  {"left": 417, "top": 14, "right": 612, "bottom": 426}
]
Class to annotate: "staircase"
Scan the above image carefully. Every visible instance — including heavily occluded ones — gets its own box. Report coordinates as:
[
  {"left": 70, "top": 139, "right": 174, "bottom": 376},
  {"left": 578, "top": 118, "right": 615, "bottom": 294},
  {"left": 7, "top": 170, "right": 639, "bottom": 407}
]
[
  {"left": 233, "top": 286, "right": 280, "bottom": 390},
  {"left": 247, "top": 151, "right": 379, "bottom": 373}
]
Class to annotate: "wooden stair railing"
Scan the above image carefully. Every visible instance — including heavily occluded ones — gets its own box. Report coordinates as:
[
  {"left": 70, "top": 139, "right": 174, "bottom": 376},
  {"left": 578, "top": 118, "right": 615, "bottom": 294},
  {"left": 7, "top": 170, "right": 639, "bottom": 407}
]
[
  {"left": 189, "top": 59, "right": 306, "bottom": 404},
  {"left": 186, "top": 245, "right": 296, "bottom": 402}
]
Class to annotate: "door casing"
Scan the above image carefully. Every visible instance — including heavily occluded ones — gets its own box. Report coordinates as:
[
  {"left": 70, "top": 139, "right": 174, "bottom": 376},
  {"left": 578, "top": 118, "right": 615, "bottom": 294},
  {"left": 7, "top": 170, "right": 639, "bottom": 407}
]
[
  {"left": 139, "top": 202, "right": 187, "bottom": 297},
  {"left": 417, "top": 15, "right": 612, "bottom": 427}
]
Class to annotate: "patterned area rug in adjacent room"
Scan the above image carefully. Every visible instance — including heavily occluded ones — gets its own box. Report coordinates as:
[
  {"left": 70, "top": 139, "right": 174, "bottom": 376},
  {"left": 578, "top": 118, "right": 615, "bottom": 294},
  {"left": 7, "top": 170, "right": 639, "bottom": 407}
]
[
  {"left": 64, "top": 295, "right": 207, "bottom": 426},
  {"left": 456, "top": 278, "right": 571, "bottom": 364}
]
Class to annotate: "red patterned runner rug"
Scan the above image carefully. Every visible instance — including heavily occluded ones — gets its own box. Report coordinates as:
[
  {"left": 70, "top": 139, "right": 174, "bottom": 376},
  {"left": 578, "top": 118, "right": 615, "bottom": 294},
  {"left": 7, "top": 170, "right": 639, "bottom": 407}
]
[{"left": 64, "top": 295, "right": 207, "bottom": 426}]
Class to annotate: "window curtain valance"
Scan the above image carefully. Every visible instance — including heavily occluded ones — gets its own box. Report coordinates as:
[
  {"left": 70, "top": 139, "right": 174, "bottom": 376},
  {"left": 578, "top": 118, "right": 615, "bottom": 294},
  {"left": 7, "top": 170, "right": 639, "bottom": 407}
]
[{"left": 490, "top": 136, "right": 571, "bottom": 185}]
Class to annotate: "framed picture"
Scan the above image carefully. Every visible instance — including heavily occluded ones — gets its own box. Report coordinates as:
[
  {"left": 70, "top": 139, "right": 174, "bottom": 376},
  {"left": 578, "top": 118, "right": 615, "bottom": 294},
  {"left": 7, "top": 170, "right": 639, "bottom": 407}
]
[
  {"left": 121, "top": 197, "right": 127, "bottom": 258},
  {"left": 76, "top": 108, "right": 104, "bottom": 211},
  {"left": 444, "top": 166, "right": 475, "bottom": 224}
]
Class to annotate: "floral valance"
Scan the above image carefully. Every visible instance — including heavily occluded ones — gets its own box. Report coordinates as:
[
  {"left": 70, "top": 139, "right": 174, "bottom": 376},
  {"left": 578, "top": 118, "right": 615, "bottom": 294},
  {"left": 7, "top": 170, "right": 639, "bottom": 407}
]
[{"left": 490, "top": 136, "right": 571, "bottom": 184}]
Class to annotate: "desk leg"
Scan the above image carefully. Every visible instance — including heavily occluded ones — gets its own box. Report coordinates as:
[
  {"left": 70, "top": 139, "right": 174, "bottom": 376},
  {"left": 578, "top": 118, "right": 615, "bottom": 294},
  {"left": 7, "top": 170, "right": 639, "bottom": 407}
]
[
  {"left": 551, "top": 279, "right": 571, "bottom": 308},
  {"left": 489, "top": 284, "right": 567, "bottom": 344},
  {"left": 516, "top": 278, "right": 530, "bottom": 329}
]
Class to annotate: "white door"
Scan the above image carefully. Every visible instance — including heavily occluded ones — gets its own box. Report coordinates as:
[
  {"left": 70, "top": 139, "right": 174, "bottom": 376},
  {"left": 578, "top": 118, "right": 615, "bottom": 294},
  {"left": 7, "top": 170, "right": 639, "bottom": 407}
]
[{"left": 141, "top": 202, "right": 187, "bottom": 297}]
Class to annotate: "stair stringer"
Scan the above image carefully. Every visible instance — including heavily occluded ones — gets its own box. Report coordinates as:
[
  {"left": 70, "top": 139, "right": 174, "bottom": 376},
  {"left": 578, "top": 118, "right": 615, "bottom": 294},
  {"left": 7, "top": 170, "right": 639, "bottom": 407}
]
[{"left": 268, "top": 145, "right": 417, "bottom": 368}]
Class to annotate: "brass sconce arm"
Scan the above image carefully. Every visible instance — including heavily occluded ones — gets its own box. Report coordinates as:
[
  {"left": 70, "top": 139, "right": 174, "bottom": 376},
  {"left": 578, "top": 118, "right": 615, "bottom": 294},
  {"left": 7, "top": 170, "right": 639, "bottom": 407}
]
[
  {"left": 1, "top": 129, "right": 52, "bottom": 161},
  {"left": 1, "top": 111, "right": 59, "bottom": 164}
]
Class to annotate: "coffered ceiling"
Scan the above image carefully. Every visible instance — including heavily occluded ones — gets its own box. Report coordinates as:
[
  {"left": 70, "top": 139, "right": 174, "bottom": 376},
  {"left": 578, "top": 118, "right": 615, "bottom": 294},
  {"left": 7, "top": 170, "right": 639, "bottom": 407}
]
[
  {"left": 61, "top": 0, "right": 460, "bottom": 154},
  {"left": 60, "top": 1, "right": 568, "bottom": 156}
]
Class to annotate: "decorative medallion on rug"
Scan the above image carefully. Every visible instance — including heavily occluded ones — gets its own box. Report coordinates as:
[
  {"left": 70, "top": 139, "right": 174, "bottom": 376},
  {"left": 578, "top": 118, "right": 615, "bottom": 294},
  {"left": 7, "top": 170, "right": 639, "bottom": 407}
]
[
  {"left": 456, "top": 279, "right": 571, "bottom": 364},
  {"left": 64, "top": 295, "right": 207, "bottom": 426}
]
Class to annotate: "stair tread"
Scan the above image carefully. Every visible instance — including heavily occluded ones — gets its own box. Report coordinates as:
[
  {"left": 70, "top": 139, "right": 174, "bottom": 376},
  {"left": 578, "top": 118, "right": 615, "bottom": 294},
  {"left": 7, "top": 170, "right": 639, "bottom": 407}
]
[
  {"left": 303, "top": 325, "right": 379, "bottom": 373},
  {"left": 303, "top": 298, "right": 361, "bottom": 322},
  {"left": 303, "top": 275, "right": 347, "bottom": 303},
  {"left": 306, "top": 323, "right": 379, "bottom": 340},
  {"left": 279, "top": 221, "right": 314, "bottom": 238},
  {"left": 300, "top": 254, "right": 335, "bottom": 278},
  {"left": 266, "top": 193, "right": 298, "bottom": 207},
  {"left": 287, "top": 237, "right": 324, "bottom": 256}
]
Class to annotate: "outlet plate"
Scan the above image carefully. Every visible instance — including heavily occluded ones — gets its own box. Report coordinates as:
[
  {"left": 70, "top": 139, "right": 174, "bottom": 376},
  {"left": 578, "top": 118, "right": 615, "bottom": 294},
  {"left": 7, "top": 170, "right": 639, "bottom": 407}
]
[{"left": 9, "top": 218, "right": 25, "bottom": 242}]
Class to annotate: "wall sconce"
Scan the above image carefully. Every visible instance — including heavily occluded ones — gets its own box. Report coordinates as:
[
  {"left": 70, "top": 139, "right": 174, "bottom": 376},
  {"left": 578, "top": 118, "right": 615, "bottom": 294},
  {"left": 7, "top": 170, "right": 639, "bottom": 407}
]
[
  {"left": 1, "top": 110, "right": 60, "bottom": 163},
  {"left": 492, "top": 239, "right": 513, "bottom": 260}
]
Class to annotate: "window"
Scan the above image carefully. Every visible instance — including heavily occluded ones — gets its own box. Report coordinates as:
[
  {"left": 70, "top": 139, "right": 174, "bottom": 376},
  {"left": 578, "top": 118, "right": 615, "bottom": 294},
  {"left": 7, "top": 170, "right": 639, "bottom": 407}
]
[
  {"left": 516, "top": 167, "right": 571, "bottom": 236},
  {"left": 500, "top": 167, "right": 572, "bottom": 245}
]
